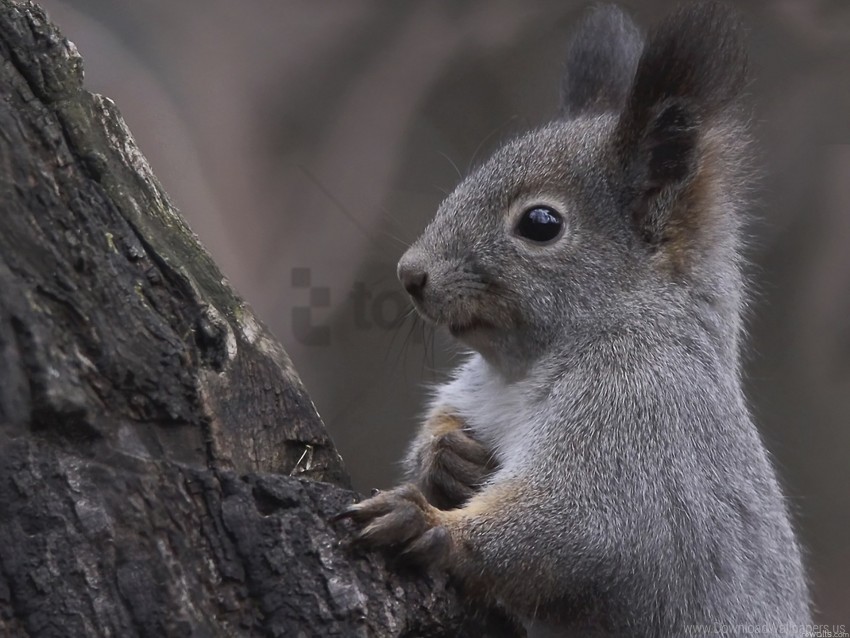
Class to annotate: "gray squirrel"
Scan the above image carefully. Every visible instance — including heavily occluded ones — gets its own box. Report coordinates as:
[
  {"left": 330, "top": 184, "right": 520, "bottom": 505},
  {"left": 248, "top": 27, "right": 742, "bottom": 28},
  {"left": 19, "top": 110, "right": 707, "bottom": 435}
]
[{"left": 339, "top": 2, "right": 811, "bottom": 635}]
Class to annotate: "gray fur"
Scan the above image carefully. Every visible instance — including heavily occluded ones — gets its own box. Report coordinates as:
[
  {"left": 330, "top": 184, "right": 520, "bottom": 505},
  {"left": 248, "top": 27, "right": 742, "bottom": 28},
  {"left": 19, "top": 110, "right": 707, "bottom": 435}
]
[{"left": 390, "top": 2, "right": 810, "bottom": 634}]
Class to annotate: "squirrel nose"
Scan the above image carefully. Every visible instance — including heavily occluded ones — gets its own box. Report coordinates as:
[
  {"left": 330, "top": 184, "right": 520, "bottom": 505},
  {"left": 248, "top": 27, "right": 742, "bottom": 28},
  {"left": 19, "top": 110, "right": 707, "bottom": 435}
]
[{"left": 399, "top": 263, "right": 428, "bottom": 299}]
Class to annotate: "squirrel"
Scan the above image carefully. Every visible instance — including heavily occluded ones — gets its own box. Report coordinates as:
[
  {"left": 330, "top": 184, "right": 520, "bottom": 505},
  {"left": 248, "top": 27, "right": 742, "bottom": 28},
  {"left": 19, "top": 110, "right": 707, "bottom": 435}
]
[{"left": 339, "top": 2, "right": 811, "bottom": 635}]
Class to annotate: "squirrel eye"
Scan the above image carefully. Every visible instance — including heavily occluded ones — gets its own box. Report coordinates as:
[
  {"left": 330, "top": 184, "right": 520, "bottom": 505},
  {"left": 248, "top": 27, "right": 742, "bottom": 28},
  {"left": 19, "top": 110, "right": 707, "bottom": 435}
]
[{"left": 515, "top": 206, "right": 564, "bottom": 243}]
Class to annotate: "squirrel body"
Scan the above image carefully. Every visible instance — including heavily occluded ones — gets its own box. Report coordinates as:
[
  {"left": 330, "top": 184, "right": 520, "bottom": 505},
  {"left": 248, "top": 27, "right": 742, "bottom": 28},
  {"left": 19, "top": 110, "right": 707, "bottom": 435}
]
[{"left": 343, "top": 3, "right": 811, "bottom": 635}]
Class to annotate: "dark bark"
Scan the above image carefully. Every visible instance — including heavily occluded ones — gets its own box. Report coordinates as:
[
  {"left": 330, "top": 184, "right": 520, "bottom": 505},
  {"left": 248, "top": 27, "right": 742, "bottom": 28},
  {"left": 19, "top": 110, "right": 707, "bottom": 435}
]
[{"left": 0, "top": 1, "right": 521, "bottom": 636}]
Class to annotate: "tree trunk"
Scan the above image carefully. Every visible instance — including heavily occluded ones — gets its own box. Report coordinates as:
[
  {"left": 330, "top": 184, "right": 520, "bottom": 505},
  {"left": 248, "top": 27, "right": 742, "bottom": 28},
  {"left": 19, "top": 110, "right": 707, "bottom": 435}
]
[{"left": 0, "top": 1, "right": 520, "bottom": 636}]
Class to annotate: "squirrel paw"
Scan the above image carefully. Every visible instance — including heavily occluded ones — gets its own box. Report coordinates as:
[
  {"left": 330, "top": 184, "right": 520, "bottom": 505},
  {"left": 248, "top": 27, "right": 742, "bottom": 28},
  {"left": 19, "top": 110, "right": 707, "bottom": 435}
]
[
  {"left": 415, "top": 428, "right": 497, "bottom": 510},
  {"left": 337, "top": 483, "right": 452, "bottom": 567}
]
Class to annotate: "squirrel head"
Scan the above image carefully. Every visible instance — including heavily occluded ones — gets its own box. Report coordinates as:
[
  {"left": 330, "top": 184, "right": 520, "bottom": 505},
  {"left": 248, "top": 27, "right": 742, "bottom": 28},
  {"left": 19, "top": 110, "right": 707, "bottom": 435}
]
[{"left": 399, "top": 2, "right": 750, "bottom": 372}]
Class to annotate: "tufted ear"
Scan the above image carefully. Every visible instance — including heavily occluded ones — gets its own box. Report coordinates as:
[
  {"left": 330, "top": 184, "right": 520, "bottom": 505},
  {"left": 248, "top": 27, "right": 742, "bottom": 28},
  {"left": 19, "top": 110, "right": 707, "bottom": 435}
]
[
  {"left": 560, "top": 5, "right": 643, "bottom": 119},
  {"left": 614, "top": 1, "right": 748, "bottom": 245}
]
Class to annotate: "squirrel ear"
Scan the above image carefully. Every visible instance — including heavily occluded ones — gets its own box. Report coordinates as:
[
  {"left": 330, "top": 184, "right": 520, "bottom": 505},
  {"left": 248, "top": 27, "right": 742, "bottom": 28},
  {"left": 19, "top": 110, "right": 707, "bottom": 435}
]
[
  {"left": 614, "top": 1, "right": 748, "bottom": 245},
  {"left": 559, "top": 5, "right": 643, "bottom": 119}
]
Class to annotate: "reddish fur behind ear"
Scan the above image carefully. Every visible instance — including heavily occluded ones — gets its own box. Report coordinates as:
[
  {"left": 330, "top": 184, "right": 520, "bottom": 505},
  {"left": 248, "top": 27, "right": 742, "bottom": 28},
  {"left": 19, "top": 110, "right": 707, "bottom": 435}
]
[{"left": 614, "top": 1, "right": 749, "bottom": 259}]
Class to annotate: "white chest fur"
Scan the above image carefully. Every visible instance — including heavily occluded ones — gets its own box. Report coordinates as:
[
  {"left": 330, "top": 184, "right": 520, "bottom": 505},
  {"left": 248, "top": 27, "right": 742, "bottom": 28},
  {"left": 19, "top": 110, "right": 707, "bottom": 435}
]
[{"left": 430, "top": 355, "right": 540, "bottom": 467}]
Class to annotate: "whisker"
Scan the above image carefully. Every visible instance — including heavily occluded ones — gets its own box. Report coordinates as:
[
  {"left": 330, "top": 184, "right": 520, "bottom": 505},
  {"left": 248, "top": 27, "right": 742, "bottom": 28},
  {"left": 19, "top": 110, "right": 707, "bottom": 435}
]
[
  {"left": 467, "top": 115, "right": 520, "bottom": 173},
  {"left": 427, "top": 323, "right": 437, "bottom": 380},
  {"left": 437, "top": 150, "right": 463, "bottom": 180},
  {"left": 386, "top": 307, "right": 417, "bottom": 373},
  {"left": 376, "top": 206, "right": 415, "bottom": 250},
  {"left": 297, "top": 164, "right": 401, "bottom": 259}
]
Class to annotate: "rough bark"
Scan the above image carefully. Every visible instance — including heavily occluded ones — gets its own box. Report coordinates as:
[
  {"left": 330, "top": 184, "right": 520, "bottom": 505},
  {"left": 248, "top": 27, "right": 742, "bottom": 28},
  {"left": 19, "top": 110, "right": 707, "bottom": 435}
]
[{"left": 0, "top": 1, "right": 521, "bottom": 636}]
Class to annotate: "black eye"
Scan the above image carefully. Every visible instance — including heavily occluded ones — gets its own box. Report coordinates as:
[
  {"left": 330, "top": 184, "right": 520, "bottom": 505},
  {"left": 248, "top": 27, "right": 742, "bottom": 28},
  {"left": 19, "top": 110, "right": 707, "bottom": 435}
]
[{"left": 515, "top": 206, "right": 563, "bottom": 243}]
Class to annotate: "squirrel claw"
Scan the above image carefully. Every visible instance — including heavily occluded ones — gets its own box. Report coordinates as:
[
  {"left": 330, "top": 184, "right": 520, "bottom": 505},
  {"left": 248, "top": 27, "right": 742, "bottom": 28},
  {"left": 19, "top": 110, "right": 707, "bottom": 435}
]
[
  {"left": 331, "top": 503, "right": 363, "bottom": 522},
  {"left": 341, "top": 484, "right": 449, "bottom": 561},
  {"left": 397, "top": 525, "right": 451, "bottom": 567}
]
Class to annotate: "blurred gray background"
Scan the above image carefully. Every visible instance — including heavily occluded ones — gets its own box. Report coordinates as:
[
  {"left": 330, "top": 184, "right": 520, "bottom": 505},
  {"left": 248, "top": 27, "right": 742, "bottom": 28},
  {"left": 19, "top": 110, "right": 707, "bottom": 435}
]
[{"left": 40, "top": 0, "right": 849, "bottom": 624}]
